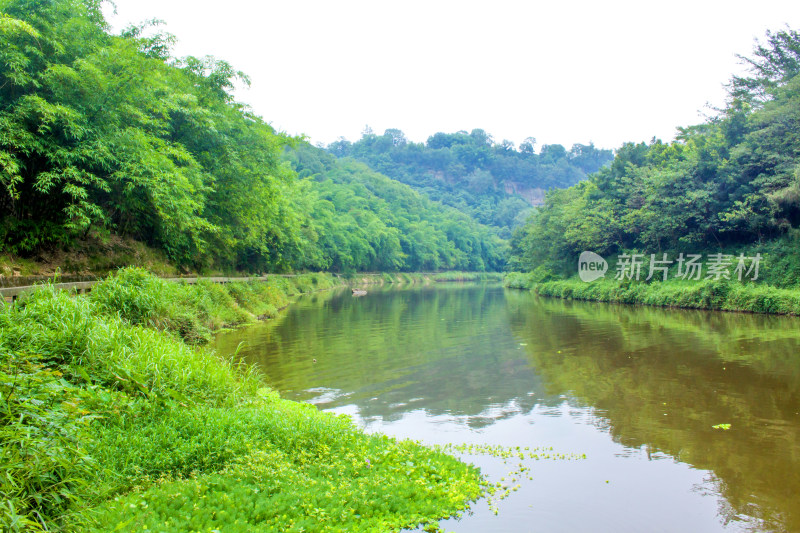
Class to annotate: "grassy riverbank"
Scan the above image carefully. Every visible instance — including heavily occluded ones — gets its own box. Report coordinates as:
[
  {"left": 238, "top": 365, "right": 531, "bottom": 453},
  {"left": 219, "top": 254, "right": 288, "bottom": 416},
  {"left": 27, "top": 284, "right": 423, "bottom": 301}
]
[
  {"left": 0, "top": 269, "right": 484, "bottom": 531},
  {"left": 430, "top": 272, "right": 504, "bottom": 282},
  {"left": 343, "top": 272, "right": 433, "bottom": 285},
  {"left": 340, "top": 271, "right": 503, "bottom": 285},
  {"left": 89, "top": 269, "right": 340, "bottom": 343},
  {"left": 504, "top": 272, "right": 800, "bottom": 315}
]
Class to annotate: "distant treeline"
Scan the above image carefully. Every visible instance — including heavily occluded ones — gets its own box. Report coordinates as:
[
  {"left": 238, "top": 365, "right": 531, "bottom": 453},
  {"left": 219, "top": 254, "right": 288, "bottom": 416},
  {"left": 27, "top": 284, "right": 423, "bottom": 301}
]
[
  {"left": 0, "top": 0, "right": 503, "bottom": 273},
  {"left": 327, "top": 128, "right": 614, "bottom": 237},
  {"left": 509, "top": 28, "right": 800, "bottom": 288}
]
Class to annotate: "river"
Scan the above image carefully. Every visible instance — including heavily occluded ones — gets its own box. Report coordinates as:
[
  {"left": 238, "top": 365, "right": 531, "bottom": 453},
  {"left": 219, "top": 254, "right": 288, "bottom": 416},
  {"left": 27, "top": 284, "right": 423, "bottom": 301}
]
[{"left": 212, "top": 283, "right": 800, "bottom": 532}]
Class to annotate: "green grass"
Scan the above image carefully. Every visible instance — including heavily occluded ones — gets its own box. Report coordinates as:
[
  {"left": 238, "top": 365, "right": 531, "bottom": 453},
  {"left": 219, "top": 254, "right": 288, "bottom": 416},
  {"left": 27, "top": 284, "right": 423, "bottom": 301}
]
[
  {"left": 90, "top": 269, "right": 338, "bottom": 343},
  {"left": 339, "top": 271, "right": 501, "bottom": 285},
  {"left": 504, "top": 272, "right": 800, "bottom": 315},
  {"left": 430, "top": 272, "right": 503, "bottom": 282},
  {"left": 0, "top": 270, "right": 484, "bottom": 531},
  {"left": 342, "top": 272, "right": 431, "bottom": 285}
]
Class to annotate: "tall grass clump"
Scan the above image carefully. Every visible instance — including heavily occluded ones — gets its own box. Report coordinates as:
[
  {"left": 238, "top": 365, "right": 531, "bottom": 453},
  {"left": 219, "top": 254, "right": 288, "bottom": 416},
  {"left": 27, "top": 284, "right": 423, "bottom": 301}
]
[
  {"left": 2, "top": 284, "right": 258, "bottom": 406},
  {"left": 0, "top": 286, "right": 258, "bottom": 531},
  {"left": 90, "top": 268, "right": 339, "bottom": 343},
  {"left": 0, "top": 271, "right": 484, "bottom": 531},
  {"left": 0, "top": 350, "right": 97, "bottom": 530}
]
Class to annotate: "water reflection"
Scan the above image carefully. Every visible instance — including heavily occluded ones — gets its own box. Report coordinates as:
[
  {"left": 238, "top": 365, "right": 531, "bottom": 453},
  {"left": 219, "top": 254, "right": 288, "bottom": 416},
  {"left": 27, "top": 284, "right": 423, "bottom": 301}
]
[
  {"left": 213, "top": 284, "right": 800, "bottom": 532},
  {"left": 215, "top": 284, "right": 555, "bottom": 424},
  {"left": 506, "top": 294, "right": 800, "bottom": 532}
]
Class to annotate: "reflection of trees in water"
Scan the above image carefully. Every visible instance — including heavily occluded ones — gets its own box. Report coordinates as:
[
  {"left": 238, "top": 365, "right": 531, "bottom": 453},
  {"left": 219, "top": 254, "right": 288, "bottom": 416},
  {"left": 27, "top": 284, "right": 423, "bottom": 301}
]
[
  {"left": 505, "top": 294, "right": 800, "bottom": 532},
  {"left": 214, "top": 286, "right": 800, "bottom": 530},
  {"left": 214, "top": 285, "right": 555, "bottom": 426}
]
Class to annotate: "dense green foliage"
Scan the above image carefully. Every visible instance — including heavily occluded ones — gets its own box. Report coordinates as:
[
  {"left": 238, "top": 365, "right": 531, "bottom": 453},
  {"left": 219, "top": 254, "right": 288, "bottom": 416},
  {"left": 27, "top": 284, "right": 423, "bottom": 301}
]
[
  {"left": 509, "top": 28, "right": 800, "bottom": 282},
  {"left": 328, "top": 128, "right": 613, "bottom": 237},
  {"left": 0, "top": 270, "right": 484, "bottom": 531},
  {"left": 0, "top": 0, "right": 295, "bottom": 270},
  {"left": 285, "top": 144, "right": 506, "bottom": 272},
  {"left": 0, "top": 0, "right": 502, "bottom": 273}
]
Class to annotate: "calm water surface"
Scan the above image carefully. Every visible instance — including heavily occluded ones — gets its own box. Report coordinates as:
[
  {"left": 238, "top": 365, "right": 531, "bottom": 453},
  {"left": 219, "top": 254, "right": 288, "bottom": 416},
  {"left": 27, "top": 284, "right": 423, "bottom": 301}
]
[{"left": 212, "top": 283, "right": 800, "bottom": 532}]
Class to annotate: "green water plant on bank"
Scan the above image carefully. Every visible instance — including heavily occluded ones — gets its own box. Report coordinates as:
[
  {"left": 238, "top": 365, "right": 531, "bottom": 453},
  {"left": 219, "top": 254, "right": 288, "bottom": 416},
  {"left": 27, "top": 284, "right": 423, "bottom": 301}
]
[
  {"left": 0, "top": 271, "right": 484, "bottom": 531},
  {"left": 438, "top": 444, "right": 586, "bottom": 516},
  {"left": 504, "top": 272, "right": 800, "bottom": 315},
  {"left": 91, "top": 395, "right": 482, "bottom": 532}
]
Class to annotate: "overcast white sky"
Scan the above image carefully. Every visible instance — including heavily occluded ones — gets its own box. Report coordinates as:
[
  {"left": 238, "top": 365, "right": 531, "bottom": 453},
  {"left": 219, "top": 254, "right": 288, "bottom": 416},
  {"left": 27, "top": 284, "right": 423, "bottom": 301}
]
[{"left": 105, "top": 0, "right": 800, "bottom": 151}]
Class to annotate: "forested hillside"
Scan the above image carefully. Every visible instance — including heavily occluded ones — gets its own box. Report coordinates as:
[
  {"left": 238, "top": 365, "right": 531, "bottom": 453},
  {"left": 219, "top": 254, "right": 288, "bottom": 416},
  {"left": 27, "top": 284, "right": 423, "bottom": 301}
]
[
  {"left": 284, "top": 144, "right": 506, "bottom": 272},
  {"left": 328, "top": 128, "right": 613, "bottom": 237},
  {"left": 509, "top": 28, "right": 800, "bottom": 287},
  {"left": 0, "top": 0, "right": 502, "bottom": 274}
]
